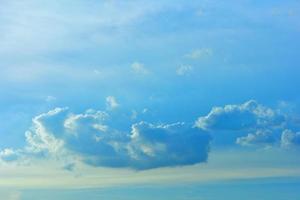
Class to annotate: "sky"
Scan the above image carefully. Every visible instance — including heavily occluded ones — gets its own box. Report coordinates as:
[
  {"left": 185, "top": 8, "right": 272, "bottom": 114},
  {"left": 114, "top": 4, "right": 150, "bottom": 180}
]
[{"left": 0, "top": 0, "right": 300, "bottom": 199}]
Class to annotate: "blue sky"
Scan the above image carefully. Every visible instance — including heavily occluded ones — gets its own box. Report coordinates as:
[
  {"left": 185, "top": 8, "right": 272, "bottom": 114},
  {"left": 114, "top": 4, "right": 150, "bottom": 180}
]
[{"left": 0, "top": 0, "right": 300, "bottom": 199}]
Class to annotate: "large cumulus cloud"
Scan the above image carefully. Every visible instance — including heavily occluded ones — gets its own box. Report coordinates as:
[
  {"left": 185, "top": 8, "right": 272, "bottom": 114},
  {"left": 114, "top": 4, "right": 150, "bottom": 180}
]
[
  {"left": 1, "top": 99, "right": 298, "bottom": 169},
  {"left": 1, "top": 108, "right": 211, "bottom": 170}
]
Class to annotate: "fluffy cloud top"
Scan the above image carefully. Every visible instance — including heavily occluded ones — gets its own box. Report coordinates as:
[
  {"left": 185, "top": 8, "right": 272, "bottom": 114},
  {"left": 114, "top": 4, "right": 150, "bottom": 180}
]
[
  {"left": 195, "top": 100, "right": 300, "bottom": 150},
  {"left": 196, "top": 100, "right": 285, "bottom": 131},
  {"left": 1, "top": 99, "right": 298, "bottom": 169},
  {"left": 2, "top": 108, "right": 211, "bottom": 170},
  {"left": 236, "top": 129, "right": 276, "bottom": 147}
]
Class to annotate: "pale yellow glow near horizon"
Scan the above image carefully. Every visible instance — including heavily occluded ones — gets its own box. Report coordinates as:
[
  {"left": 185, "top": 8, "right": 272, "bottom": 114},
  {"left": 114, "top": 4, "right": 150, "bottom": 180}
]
[{"left": 0, "top": 149, "right": 299, "bottom": 189}]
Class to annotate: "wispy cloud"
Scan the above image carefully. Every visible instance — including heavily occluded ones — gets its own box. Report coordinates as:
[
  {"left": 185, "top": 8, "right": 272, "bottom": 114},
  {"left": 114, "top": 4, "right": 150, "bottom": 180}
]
[
  {"left": 236, "top": 129, "right": 276, "bottom": 147},
  {"left": 176, "top": 65, "right": 193, "bottom": 76},
  {"left": 106, "top": 96, "right": 120, "bottom": 110},
  {"left": 131, "top": 62, "right": 149, "bottom": 75},
  {"left": 0, "top": 1, "right": 165, "bottom": 56},
  {"left": 185, "top": 48, "right": 213, "bottom": 59}
]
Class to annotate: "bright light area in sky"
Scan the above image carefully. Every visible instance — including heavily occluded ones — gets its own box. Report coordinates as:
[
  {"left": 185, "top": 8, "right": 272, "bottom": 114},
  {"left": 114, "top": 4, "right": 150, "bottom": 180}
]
[{"left": 0, "top": 0, "right": 300, "bottom": 199}]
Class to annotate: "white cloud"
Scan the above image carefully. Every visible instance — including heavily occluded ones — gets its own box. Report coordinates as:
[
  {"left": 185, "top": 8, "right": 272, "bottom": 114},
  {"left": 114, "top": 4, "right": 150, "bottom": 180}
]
[
  {"left": 176, "top": 65, "right": 193, "bottom": 76},
  {"left": 185, "top": 48, "right": 213, "bottom": 59},
  {"left": 195, "top": 100, "right": 300, "bottom": 150},
  {"left": 195, "top": 100, "right": 285, "bottom": 131},
  {"left": 236, "top": 129, "right": 276, "bottom": 147},
  {"left": 106, "top": 96, "right": 119, "bottom": 110},
  {"left": 2, "top": 99, "right": 298, "bottom": 170},
  {"left": 131, "top": 62, "right": 149, "bottom": 75},
  {"left": 131, "top": 110, "right": 138, "bottom": 120},
  {"left": 0, "top": 149, "right": 20, "bottom": 162},
  {"left": 281, "top": 129, "right": 300, "bottom": 148},
  {"left": 24, "top": 107, "right": 68, "bottom": 155},
  {"left": 46, "top": 95, "right": 57, "bottom": 102},
  {"left": 1, "top": 107, "right": 211, "bottom": 170}
]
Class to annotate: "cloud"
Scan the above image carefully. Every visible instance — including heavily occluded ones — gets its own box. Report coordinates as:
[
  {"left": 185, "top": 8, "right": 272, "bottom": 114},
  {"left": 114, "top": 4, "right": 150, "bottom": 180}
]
[
  {"left": 46, "top": 95, "right": 57, "bottom": 102},
  {"left": 131, "top": 62, "right": 149, "bottom": 75},
  {"left": 126, "top": 122, "right": 211, "bottom": 169},
  {"left": 0, "top": 149, "right": 20, "bottom": 162},
  {"left": 195, "top": 100, "right": 285, "bottom": 131},
  {"left": 24, "top": 107, "right": 68, "bottom": 155},
  {"left": 195, "top": 100, "right": 300, "bottom": 150},
  {"left": 131, "top": 110, "right": 138, "bottom": 120},
  {"left": 62, "top": 162, "right": 76, "bottom": 171},
  {"left": 7, "top": 192, "right": 21, "bottom": 200},
  {"left": 176, "top": 65, "right": 193, "bottom": 76},
  {"left": 281, "top": 129, "right": 300, "bottom": 148},
  {"left": 236, "top": 129, "right": 276, "bottom": 147},
  {"left": 2, "top": 99, "right": 297, "bottom": 170},
  {"left": 1, "top": 107, "right": 211, "bottom": 170},
  {"left": 106, "top": 96, "right": 119, "bottom": 110},
  {"left": 185, "top": 48, "right": 213, "bottom": 59}
]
